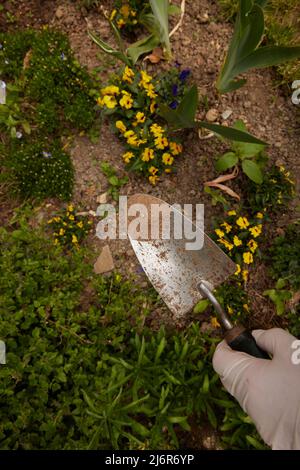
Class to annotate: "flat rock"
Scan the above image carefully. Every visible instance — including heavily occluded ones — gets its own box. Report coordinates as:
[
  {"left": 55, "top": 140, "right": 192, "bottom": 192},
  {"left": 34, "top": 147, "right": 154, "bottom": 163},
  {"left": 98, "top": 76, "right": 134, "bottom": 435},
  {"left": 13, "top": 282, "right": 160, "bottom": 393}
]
[
  {"left": 205, "top": 108, "right": 218, "bottom": 122},
  {"left": 94, "top": 245, "right": 114, "bottom": 274}
]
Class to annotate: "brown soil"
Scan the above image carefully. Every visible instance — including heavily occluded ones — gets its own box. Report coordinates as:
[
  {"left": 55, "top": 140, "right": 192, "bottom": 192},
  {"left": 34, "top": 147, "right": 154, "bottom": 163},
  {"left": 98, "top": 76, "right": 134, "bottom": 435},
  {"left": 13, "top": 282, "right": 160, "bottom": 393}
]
[{"left": 1, "top": 0, "right": 299, "bottom": 332}]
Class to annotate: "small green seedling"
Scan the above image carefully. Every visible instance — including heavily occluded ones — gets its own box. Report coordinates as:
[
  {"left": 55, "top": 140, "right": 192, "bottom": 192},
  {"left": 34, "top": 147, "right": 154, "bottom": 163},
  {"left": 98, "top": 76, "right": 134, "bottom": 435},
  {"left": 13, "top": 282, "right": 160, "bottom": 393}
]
[
  {"left": 214, "top": 120, "right": 266, "bottom": 184},
  {"left": 101, "top": 162, "right": 128, "bottom": 201}
]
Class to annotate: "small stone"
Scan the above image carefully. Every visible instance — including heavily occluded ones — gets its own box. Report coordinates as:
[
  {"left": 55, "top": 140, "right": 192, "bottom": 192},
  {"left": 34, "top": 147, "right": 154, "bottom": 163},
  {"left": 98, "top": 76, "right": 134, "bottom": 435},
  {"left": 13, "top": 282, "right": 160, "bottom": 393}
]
[
  {"left": 96, "top": 192, "right": 108, "bottom": 204},
  {"left": 221, "top": 109, "right": 233, "bottom": 120},
  {"left": 55, "top": 6, "right": 64, "bottom": 19},
  {"left": 88, "top": 210, "right": 97, "bottom": 216},
  {"left": 275, "top": 142, "right": 282, "bottom": 149},
  {"left": 197, "top": 12, "right": 209, "bottom": 24},
  {"left": 244, "top": 101, "right": 251, "bottom": 109},
  {"left": 94, "top": 245, "right": 114, "bottom": 274},
  {"left": 205, "top": 108, "right": 218, "bottom": 122}
]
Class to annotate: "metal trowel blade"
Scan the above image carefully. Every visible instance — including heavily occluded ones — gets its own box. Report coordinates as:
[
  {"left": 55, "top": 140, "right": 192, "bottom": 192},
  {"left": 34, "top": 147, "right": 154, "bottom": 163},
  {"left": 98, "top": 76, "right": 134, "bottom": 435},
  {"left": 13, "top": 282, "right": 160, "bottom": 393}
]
[{"left": 127, "top": 194, "right": 236, "bottom": 319}]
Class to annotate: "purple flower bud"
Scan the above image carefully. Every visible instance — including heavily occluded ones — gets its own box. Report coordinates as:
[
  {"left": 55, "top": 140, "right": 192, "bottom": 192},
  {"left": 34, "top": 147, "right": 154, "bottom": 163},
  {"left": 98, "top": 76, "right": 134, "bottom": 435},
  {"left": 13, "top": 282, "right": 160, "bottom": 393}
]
[
  {"left": 172, "top": 84, "right": 178, "bottom": 96},
  {"left": 179, "top": 69, "right": 191, "bottom": 81},
  {"left": 60, "top": 52, "right": 65, "bottom": 60},
  {"left": 169, "top": 100, "right": 178, "bottom": 109}
]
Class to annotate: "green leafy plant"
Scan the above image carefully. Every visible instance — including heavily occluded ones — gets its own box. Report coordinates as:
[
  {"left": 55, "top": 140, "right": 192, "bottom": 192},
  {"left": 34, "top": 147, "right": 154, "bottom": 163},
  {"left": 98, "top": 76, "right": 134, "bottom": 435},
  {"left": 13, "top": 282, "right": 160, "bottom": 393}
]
[
  {"left": 0, "top": 83, "right": 31, "bottom": 138},
  {"left": 101, "top": 162, "right": 129, "bottom": 201},
  {"left": 214, "top": 120, "right": 267, "bottom": 184},
  {"left": 242, "top": 164, "right": 294, "bottom": 213},
  {"left": 158, "top": 85, "right": 268, "bottom": 144},
  {"left": 97, "top": 67, "right": 184, "bottom": 184},
  {"left": 48, "top": 204, "right": 93, "bottom": 249},
  {"left": 263, "top": 279, "right": 292, "bottom": 315},
  {"left": 5, "top": 138, "right": 74, "bottom": 201},
  {"left": 90, "top": 0, "right": 181, "bottom": 64},
  {"left": 217, "top": 0, "right": 300, "bottom": 93},
  {"left": 267, "top": 222, "right": 300, "bottom": 291}
]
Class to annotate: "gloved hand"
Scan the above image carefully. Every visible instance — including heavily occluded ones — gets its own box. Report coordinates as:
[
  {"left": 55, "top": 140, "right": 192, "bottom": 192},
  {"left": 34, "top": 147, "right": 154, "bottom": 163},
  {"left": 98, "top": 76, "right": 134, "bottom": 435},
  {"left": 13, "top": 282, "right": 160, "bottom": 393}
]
[{"left": 213, "top": 328, "right": 300, "bottom": 450}]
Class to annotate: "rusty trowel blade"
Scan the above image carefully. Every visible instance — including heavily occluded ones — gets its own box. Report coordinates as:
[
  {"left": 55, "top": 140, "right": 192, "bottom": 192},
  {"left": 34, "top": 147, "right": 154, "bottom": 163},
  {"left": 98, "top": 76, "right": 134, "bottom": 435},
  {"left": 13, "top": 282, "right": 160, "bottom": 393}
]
[{"left": 127, "top": 194, "right": 236, "bottom": 319}]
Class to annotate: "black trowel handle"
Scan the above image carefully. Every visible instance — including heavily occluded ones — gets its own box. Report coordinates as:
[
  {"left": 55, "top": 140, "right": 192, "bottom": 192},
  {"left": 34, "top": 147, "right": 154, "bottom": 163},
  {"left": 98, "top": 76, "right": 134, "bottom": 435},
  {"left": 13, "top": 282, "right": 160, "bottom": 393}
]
[{"left": 225, "top": 326, "right": 270, "bottom": 359}]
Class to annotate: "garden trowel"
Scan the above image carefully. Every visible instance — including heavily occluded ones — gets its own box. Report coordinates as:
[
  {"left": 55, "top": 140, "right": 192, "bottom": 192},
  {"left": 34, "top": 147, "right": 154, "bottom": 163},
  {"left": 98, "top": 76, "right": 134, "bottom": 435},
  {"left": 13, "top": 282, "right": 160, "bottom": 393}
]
[{"left": 128, "top": 194, "right": 268, "bottom": 359}]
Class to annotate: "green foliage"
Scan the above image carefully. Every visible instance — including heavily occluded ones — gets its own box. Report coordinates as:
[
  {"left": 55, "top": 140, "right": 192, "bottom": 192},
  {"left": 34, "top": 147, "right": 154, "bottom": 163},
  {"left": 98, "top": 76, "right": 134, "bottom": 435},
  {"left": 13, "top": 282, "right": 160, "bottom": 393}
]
[
  {"left": 100, "top": 162, "right": 129, "bottom": 201},
  {"left": 0, "top": 222, "right": 157, "bottom": 449},
  {"left": 48, "top": 205, "right": 93, "bottom": 249},
  {"left": 0, "top": 83, "right": 31, "bottom": 139},
  {"left": 91, "top": 0, "right": 180, "bottom": 64},
  {"left": 0, "top": 220, "right": 263, "bottom": 449},
  {"left": 242, "top": 164, "right": 294, "bottom": 213},
  {"left": 218, "top": 0, "right": 300, "bottom": 82},
  {"left": 216, "top": 0, "right": 300, "bottom": 93},
  {"left": 221, "top": 406, "right": 267, "bottom": 449},
  {"left": 0, "top": 29, "right": 98, "bottom": 134},
  {"left": 214, "top": 120, "right": 267, "bottom": 184},
  {"left": 5, "top": 138, "right": 74, "bottom": 201},
  {"left": 267, "top": 222, "right": 300, "bottom": 290},
  {"left": 263, "top": 280, "right": 292, "bottom": 315}
]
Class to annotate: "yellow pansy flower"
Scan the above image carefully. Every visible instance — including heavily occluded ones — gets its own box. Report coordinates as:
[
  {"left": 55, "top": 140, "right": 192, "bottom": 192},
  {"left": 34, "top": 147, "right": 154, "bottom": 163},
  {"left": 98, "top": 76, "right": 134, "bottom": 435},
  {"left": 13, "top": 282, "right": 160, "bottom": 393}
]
[
  {"left": 162, "top": 152, "right": 174, "bottom": 165},
  {"left": 233, "top": 235, "right": 242, "bottom": 247},
  {"left": 149, "top": 166, "right": 158, "bottom": 175},
  {"left": 248, "top": 239, "right": 258, "bottom": 253},
  {"left": 235, "top": 264, "right": 241, "bottom": 275},
  {"left": 67, "top": 204, "right": 74, "bottom": 212},
  {"left": 227, "top": 306, "right": 233, "bottom": 315},
  {"left": 154, "top": 136, "right": 168, "bottom": 149},
  {"left": 243, "top": 304, "right": 250, "bottom": 312},
  {"left": 149, "top": 175, "right": 159, "bottom": 185},
  {"left": 100, "top": 85, "right": 119, "bottom": 96},
  {"left": 169, "top": 142, "right": 182, "bottom": 155},
  {"left": 236, "top": 216, "right": 249, "bottom": 229},
  {"left": 211, "top": 317, "right": 221, "bottom": 328},
  {"left": 221, "top": 221, "right": 232, "bottom": 234},
  {"left": 135, "top": 111, "right": 146, "bottom": 124},
  {"left": 123, "top": 151, "right": 134, "bottom": 163},
  {"left": 69, "top": 214, "right": 75, "bottom": 221},
  {"left": 117, "top": 18, "right": 125, "bottom": 28},
  {"left": 218, "top": 238, "right": 234, "bottom": 251},
  {"left": 165, "top": 168, "right": 171, "bottom": 173},
  {"left": 215, "top": 228, "right": 225, "bottom": 238},
  {"left": 127, "top": 136, "right": 139, "bottom": 147},
  {"left": 59, "top": 228, "right": 65, "bottom": 236},
  {"left": 77, "top": 221, "right": 83, "bottom": 228},
  {"left": 54, "top": 239, "right": 59, "bottom": 245},
  {"left": 228, "top": 210, "right": 236, "bottom": 216},
  {"left": 249, "top": 225, "right": 262, "bottom": 238},
  {"left": 122, "top": 66, "right": 135, "bottom": 84},
  {"left": 140, "top": 70, "right": 152, "bottom": 84},
  {"left": 256, "top": 212, "right": 264, "bottom": 219},
  {"left": 115, "top": 120, "right": 126, "bottom": 133},
  {"left": 120, "top": 4, "right": 130, "bottom": 18},
  {"left": 243, "top": 251, "right": 253, "bottom": 264},
  {"left": 124, "top": 130, "right": 135, "bottom": 138},
  {"left": 150, "top": 101, "right": 157, "bottom": 114},
  {"left": 102, "top": 95, "right": 117, "bottom": 109},
  {"left": 144, "top": 83, "right": 157, "bottom": 99},
  {"left": 150, "top": 123, "right": 164, "bottom": 137},
  {"left": 141, "top": 148, "right": 154, "bottom": 162},
  {"left": 119, "top": 94, "right": 133, "bottom": 109},
  {"left": 242, "top": 270, "right": 248, "bottom": 282}
]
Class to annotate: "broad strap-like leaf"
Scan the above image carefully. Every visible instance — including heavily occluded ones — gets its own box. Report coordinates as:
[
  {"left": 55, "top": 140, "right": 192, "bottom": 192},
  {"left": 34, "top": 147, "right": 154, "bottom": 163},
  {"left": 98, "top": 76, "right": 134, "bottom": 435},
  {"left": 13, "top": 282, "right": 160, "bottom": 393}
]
[
  {"left": 232, "top": 45, "right": 300, "bottom": 76},
  {"left": 127, "top": 34, "right": 160, "bottom": 64},
  {"left": 198, "top": 122, "right": 267, "bottom": 145},
  {"left": 158, "top": 85, "right": 198, "bottom": 129},
  {"left": 88, "top": 31, "right": 132, "bottom": 66},
  {"left": 149, "top": 0, "right": 171, "bottom": 58}
]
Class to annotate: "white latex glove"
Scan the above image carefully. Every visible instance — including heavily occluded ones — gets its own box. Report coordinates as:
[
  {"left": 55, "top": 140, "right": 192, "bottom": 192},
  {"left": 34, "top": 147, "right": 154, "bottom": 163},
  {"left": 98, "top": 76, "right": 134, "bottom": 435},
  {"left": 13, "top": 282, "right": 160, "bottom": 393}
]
[{"left": 213, "top": 328, "right": 300, "bottom": 450}]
